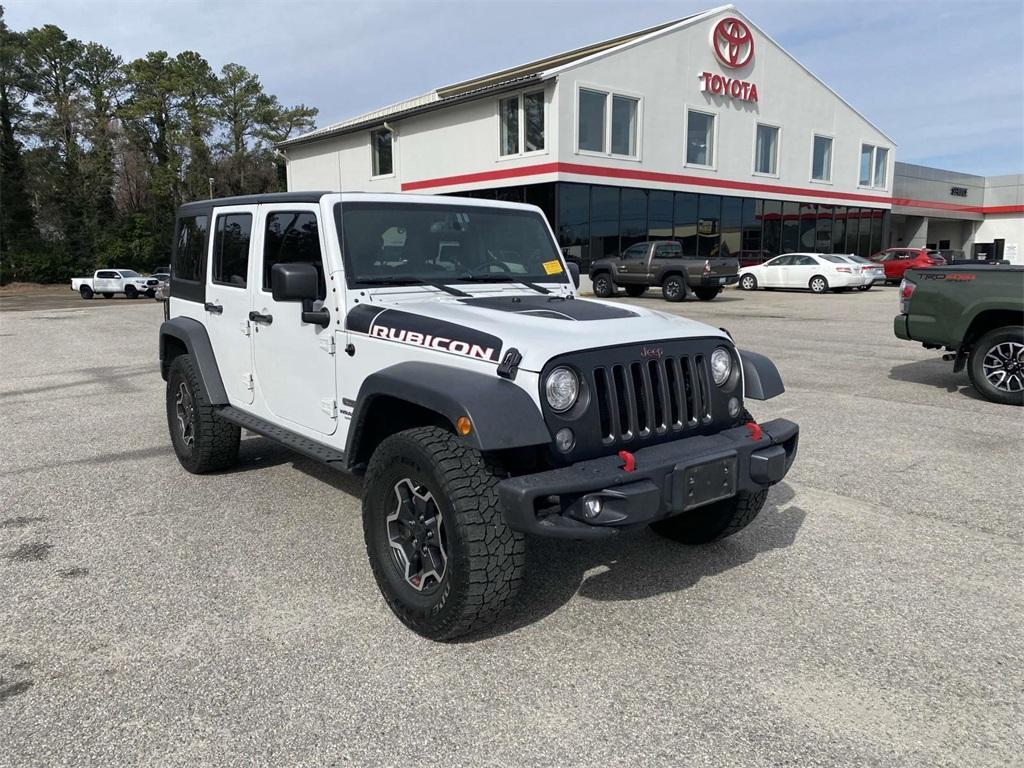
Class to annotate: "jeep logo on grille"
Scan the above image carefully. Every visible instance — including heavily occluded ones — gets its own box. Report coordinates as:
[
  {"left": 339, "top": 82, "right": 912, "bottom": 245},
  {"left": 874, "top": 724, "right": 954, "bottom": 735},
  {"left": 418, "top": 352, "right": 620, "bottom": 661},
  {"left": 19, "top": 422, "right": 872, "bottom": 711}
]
[{"left": 640, "top": 346, "right": 664, "bottom": 359}]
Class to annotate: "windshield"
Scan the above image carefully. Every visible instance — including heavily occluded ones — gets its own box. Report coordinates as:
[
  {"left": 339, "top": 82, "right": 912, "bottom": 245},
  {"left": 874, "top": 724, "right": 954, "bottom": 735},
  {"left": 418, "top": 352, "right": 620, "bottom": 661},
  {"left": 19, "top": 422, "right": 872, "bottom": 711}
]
[
  {"left": 337, "top": 202, "right": 568, "bottom": 287},
  {"left": 119, "top": 270, "right": 141, "bottom": 277}
]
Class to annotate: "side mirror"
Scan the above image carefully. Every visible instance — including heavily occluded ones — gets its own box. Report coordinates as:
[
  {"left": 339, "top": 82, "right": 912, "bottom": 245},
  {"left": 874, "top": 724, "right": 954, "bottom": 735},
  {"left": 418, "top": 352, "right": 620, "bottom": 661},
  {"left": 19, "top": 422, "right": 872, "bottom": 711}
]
[
  {"left": 271, "top": 262, "right": 319, "bottom": 302},
  {"left": 567, "top": 261, "right": 580, "bottom": 289}
]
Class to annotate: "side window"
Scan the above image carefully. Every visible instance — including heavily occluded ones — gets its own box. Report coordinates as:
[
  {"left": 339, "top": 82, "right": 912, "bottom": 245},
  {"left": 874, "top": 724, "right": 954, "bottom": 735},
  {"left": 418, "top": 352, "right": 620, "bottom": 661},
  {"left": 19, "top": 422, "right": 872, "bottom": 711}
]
[
  {"left": 655, "top": 243, "right": 682, "bottom": 259},
  {"left": 768, "top": 255, "right": 792, "bottom": 266},
  {"left": 174, "top": 215, "right": 208, "bottom": 282},
  {"left": 97, "top": 270, "right": 117, "bottom": 279},
  {"left": 263, "top": 211, "right": 325, "bottom": 299},
  {"left": 795, "top": 255, "right": 816, "bottom": 266},
  {"left": 212, "top": 213, "right": 253, "bottom": 287},
  {"left": 622, "top": 244, "right": 647, "bottom": 260}
]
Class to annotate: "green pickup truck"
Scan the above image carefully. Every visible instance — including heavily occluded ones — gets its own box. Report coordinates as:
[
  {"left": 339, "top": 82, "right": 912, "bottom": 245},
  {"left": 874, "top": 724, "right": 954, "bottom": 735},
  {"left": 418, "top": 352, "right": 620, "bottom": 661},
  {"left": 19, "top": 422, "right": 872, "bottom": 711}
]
[{"left": 894, "top": 265, "right": 1024, "bottom": 405}]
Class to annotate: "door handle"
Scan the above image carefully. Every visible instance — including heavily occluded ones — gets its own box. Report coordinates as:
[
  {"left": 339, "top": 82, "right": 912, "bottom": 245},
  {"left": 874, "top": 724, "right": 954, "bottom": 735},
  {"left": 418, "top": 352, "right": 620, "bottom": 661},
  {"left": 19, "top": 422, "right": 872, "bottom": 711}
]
[
  {"left": 248, "top": 311, "right": 273, "bottom": 325},
  {"left": 204, "top": 302, "right": 223, "bottom": 314}
]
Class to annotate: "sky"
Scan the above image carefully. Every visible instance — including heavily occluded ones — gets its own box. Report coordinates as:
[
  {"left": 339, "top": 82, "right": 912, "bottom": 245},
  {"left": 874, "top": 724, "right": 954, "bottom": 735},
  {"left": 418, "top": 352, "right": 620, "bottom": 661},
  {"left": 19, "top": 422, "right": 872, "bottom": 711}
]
[{"left": 5, "top": 0, "right": 1023, "bottom": 177}]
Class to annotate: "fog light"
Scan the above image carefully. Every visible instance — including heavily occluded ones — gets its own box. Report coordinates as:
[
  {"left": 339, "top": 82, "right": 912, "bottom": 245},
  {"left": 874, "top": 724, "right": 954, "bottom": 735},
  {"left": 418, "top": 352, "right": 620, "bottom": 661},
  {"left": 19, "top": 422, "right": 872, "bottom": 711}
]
[
  {"left": 555, "top": 427, "right": 575, "bottom": 453},
  {"left": 582, "top": 495, "right": 603, "bottom": 520},
  {"left": 728, "top": 397, "right": 741, "bottom": 417}
]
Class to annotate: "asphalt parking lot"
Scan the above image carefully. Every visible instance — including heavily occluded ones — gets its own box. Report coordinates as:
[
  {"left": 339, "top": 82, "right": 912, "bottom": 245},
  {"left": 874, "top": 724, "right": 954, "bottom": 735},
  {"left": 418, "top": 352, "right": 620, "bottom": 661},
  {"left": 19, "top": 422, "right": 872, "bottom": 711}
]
[{"left": 1, "top": 285, "right": 1021, "bottom": 767}]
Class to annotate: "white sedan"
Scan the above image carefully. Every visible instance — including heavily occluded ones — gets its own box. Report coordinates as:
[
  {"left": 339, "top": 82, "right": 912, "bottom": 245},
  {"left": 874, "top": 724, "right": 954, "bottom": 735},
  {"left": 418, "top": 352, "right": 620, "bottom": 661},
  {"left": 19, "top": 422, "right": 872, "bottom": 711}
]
[{"left": 737, "top": 253, "right": 864, "bottom": 294}]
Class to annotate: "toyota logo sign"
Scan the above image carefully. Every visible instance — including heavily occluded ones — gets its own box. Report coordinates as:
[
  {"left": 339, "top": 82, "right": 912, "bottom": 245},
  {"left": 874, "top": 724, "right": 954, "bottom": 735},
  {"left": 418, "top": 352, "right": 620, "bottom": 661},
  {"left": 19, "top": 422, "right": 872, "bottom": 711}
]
[{"left": 711, "top": 17, "right": 754, "bottom": 69}]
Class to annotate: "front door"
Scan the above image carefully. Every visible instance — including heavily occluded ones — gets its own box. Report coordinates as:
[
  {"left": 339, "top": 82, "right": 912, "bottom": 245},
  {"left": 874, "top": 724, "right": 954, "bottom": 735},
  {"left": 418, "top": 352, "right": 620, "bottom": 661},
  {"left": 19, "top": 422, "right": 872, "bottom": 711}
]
[
  {"left": 616, "top": 243, "right": 648, "bottom": 283},
  {"left": 651, "top": 242, "right": 682, "bottom": 282},
  {"left": 251, "top": 204, "right": 338, "bottom": 436},
  {"left": 205, "top": 205, "right": 256, "bottom": 405},
  {"left": 763, "top": 255, "right": 790, "bottom": 287}
]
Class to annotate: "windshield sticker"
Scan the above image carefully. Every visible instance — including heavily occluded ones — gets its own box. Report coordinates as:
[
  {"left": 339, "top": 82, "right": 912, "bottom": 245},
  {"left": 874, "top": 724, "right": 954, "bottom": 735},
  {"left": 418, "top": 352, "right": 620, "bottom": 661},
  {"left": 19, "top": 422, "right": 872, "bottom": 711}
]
[{"left": 542, "top": 259, "right": 564, "bottom": 276}]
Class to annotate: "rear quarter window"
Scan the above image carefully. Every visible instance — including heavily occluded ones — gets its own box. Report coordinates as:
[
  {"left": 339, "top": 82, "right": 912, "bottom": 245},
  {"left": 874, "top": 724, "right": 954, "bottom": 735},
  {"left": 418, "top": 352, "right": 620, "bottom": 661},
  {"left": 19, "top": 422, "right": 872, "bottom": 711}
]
[{"left": 173, "top": 216, "right": 209, "bottom": 282}]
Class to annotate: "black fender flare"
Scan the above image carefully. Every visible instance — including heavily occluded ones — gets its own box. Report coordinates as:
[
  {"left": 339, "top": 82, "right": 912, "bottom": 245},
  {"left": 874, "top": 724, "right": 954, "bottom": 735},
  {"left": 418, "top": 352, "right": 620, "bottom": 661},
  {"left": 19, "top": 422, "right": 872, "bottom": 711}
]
[
  {"left": 159, "top": 317, "right": 228, "bottom": 404},
  {"left": 345, "top": 361, "right": 551, "bottom": 460},
  {"left": 739, "top": 349, "right": 784, "bottom": 400}
]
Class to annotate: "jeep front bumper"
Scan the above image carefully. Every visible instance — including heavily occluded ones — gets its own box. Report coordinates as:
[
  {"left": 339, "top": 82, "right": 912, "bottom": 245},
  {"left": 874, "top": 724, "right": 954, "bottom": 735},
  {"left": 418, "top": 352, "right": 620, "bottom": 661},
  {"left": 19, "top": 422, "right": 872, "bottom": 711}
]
[{"left": 497, "top": 419, "right": 798, "bottom": 539}]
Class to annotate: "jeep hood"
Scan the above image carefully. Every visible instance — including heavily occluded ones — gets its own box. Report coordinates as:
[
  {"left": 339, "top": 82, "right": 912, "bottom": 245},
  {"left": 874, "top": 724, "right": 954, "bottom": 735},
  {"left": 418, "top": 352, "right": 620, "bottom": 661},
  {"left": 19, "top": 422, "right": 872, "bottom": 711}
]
[{"left": 347, "top": 293, "right": 729, "bottom": 372}]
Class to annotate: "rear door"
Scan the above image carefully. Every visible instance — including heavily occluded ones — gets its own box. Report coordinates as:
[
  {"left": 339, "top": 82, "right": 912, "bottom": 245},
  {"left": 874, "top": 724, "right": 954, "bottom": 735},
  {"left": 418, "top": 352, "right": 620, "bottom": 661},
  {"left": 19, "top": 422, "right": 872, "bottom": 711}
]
[
  {"left": 651, "top": 242, "right": 682, "bottom": 282},
  {"left": 251, "top": 204, "right": 337, "bottom": 436},
  {"left": 786, "top": 254, "right": 819, "bottom": 288},
  {"left": 205, "top": 205, "right": 256, "bottom": 405},
  {"left": 94, "top": 271, "right": 119, "bottom": 293}
]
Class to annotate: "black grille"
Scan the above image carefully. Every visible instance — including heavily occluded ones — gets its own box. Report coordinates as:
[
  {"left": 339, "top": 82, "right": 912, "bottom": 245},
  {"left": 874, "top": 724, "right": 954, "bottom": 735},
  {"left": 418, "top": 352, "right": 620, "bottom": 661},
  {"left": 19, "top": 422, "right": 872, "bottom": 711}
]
[{"left": 593, "top": 355, "right": 711, "bottom": 445}]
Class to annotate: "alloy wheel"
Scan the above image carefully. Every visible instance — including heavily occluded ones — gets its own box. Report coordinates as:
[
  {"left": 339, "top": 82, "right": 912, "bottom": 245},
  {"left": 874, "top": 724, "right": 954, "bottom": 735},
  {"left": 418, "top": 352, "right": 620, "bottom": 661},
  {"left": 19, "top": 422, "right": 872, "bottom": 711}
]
[
  {"left": 665, "top": 279, "right": 681, "bottom": 298},
  {"left": 983, "top": 341, "right": 1024, "bottom": 393},
  {"left": 175, "top": 382, "right": 195, "bottom": 447},
  {"left": 386, "top": 479, "right": 448, "bottom": 593}
]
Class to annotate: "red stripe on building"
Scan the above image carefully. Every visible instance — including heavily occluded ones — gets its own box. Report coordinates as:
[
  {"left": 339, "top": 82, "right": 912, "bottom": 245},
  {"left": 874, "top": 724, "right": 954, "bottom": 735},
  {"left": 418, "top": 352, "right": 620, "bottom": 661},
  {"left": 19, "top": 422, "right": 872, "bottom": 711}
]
[
  {"left": 401, "top": 161, "right": 895, "bottom": 205},
  {"left": 891, "top": 198, "right": 1024, "bottom": 215}
]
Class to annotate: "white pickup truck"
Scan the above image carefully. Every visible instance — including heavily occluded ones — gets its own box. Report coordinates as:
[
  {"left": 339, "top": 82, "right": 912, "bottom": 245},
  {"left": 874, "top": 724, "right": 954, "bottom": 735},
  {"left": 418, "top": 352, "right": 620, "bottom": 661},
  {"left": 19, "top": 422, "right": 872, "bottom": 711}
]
[{"left": 71, "top": 269, "right": 160, "bottom": 299}]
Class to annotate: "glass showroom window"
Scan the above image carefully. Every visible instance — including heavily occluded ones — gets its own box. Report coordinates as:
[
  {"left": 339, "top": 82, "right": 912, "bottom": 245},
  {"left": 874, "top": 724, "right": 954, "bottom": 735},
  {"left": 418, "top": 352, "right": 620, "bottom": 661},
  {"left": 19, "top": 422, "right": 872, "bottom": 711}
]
[
  {"left": 610, "top": 95, "right": 638, "bottom": 157},
  {"left": 754, "top": 124, "right": 779, "bottom": 175},
  {"left": 812, "top": 135, "right": 832, "bottom": 182},
  {"left": 860, "top": 143, "right": 889, "bottom": 188},
  {"left": 500, "top": 91, "right": 545, "bottom": 157},
  {"left": 578, "top": 89, "right": 606, "bottom": 153},
  {"left": 686, "top": 110, "right": 715, "bottom": 167},
  {"left": 371, "top": 128, "right": 393, "bottom": 176}
]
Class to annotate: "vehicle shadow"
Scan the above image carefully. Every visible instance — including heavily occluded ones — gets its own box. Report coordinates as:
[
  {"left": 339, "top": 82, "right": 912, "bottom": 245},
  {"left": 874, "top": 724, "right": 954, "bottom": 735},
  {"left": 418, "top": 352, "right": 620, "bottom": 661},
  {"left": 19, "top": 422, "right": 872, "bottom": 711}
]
[
  {"left": 617, "top": 293, "right": 745, "bottom": 303},
  {"left": 229, "top": 435, "right": 365, "bottom": 495},
  {"left": 466, "top": 482, "right": 805, "bottom": 641},
  {"left": 887, "top": 359, "right": 985, "bottom": 401}
]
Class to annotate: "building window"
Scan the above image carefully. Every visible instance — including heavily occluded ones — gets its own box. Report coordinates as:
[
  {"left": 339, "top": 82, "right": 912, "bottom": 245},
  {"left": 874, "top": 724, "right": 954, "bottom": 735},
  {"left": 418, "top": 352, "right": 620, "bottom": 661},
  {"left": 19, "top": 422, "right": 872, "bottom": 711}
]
[
  {"left": 686, "top": 110, "right": 714, "bottom": 167},
  {"left": 499, "top": 96, "right": 519, "bottom": 156},
  {"left": 812, "top": 135, "right": 832, "bottom": 182},
  {"left": 578, "top": 89, "right": 606, "bottom": 153},
  {"left": 860, "top": 143, "right": 888, "bottom": 188},
  {"left": 577, "top": 88, "right": 640, "bottom": 158},
  {"left": 498, "top": 90, "right": 545, "bottom": 157},
  {"left": 754, "top": 124, "right": 779, "bottom": 175},
  {"left": 371, "top": 128, "right": 393, "bottom": 176}
]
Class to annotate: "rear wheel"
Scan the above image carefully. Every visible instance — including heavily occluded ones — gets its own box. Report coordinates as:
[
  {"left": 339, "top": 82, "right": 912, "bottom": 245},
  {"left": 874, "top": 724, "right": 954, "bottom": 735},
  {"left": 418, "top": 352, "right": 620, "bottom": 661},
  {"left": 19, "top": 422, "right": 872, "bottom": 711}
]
[
  {"left": 125, "top": 285, "right": 138, "bottom": 299},
  {"left": 79, "top": 286, "right": 94, "bottom": 300},
  {"left": 650, "top": 490, "right": 768, "bottom": 544},
  {"left": 166, "top": 355, "right": 240, "bottom": 473},
  {"left": 592, "top": 272, "right": 614, "bottom": 298},
  {"left": 662, "top": 274, "right": 687, "bottom": 302},
  {"left": 739, "top": 274, "right": 757, "bottom": 291},
  {"left": 694, "top": 287, "right": 722, "bottom": 301},
  {"left": 858, "top": 284, "right": 872, "bottom": 291},
  {"left": 967, "top": 326, "right": 1024, "bottom": 406},
  {"left": 624, "top": 285, "right": 647, "bottom": 297},
  {"left": 809, "top": 275, "right": 829, "bottom": 294},
  {"left": 363, "top": 426, "right": 525, "bottom": 640}
]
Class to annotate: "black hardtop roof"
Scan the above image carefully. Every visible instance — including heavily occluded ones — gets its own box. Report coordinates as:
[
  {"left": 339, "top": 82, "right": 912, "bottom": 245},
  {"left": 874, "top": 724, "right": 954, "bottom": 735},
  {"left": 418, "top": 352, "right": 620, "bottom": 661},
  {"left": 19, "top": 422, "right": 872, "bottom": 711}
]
[{"left": 177, "top": 191, "right": 332, "bottom": 214}]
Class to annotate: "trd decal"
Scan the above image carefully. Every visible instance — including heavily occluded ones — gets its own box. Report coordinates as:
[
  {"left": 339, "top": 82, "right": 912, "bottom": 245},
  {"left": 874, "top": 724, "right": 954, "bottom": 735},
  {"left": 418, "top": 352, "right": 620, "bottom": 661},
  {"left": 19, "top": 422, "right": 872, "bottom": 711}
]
[{"left": 346, "top": 306, "right": 502, "bottom": 362}]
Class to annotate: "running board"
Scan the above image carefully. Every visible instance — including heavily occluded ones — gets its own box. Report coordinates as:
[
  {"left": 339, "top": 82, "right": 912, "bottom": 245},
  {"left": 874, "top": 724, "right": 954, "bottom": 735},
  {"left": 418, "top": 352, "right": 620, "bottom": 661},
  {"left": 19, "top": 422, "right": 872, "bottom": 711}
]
[{"left": 216, "top": 406, "right": 347, "bottom": 468}]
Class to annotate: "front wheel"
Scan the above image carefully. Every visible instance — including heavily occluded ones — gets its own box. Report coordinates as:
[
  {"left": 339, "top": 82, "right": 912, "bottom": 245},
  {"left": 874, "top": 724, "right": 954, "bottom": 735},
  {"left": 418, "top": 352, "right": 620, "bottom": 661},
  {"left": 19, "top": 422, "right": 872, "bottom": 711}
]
[
  {"left": 592, "top": 272, "right": 614, "bottom": 298},
  {"left": 694, "top": 287, "right": 721, "bottom": 301},
  {"left": 967, "top": 325, "right": 1024, "bottom": 406},
  {"left": 662, "top": 275, "right": 687, "bottom": 302},
  {"left": 166, "top": 355, "right": 240, "bottom": 473},
  {"left": 624, "top": 285, "right": 647, "bottom": 297},
  {"left": 125, "top": 285, "right": 138, "bottom": 299},
  {"left": 809, "top": 275, "right": 829, "bottom": 294},
  {"left": 739, "top": 274, "right": 758, "bottom": 291},
  {"left": 363, "top": 426, "right": 525, "bottom": 640},
  {"left": 649, "top": 490, "right": 768, "bottom": 544}
]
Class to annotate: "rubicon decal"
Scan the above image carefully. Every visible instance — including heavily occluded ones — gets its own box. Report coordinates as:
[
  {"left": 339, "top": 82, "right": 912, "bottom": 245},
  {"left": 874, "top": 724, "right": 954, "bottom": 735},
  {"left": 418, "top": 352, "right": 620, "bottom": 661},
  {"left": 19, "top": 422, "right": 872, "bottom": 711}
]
[
  {"left": 347, "top": 305, "right": 503, "bottom": 362},
  {"left": 711, "top": 17, "right": 754, "bottom": 69}
]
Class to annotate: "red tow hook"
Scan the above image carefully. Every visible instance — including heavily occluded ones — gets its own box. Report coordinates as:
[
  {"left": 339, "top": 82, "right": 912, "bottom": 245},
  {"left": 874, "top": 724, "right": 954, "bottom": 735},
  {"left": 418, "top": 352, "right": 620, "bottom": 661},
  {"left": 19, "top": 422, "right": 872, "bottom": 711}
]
[
  {"left": 746, "top": 421, "right": 763, "bottom": 441},
  {"left": 618, "top": 450, "right": 636, "bottom": 473}
]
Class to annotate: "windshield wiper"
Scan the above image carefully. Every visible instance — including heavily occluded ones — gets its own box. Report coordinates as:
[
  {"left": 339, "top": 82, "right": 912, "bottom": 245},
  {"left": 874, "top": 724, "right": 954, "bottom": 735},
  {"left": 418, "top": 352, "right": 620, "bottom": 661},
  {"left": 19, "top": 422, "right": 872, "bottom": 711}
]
[
  {"left": 359, "top": 277, "right": 469, "bottom": 297},
  {"left": 459, "top": 275, "right": 550, "bottom": 295}
]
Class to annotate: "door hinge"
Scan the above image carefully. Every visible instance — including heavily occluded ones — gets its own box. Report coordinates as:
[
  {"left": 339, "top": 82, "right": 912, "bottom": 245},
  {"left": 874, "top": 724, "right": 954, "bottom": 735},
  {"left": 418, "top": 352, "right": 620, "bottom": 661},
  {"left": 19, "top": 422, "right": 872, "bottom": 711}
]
[
  {"left": 320, "top": 398, "right": 338, "bottom": 419},
  {"left": 319, "top": 335, "right": 336, "bottom": 355},
  {"left": 240, "top": 320, "right": 251, "bottom": 336},
  {"left": 241, "top": 373, "right": 254, "bottom": 391}
]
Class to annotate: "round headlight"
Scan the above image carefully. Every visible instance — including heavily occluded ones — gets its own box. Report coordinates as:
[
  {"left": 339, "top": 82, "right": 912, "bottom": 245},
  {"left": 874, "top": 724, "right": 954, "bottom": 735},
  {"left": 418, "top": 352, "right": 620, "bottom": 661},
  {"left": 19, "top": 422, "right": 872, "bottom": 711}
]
[
  {"left": 545, "top": 367, "right": 579, "bottom": 412},
  {"left": 711, "top": 347, "right": 733, "bottom": 386}
]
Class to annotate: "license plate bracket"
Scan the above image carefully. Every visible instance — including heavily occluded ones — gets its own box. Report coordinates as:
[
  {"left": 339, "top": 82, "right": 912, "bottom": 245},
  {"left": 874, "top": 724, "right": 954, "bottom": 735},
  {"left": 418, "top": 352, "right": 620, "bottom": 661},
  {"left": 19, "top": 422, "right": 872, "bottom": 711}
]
[{"left": 673, "top": 454, "right": 738, "bottom": 511}]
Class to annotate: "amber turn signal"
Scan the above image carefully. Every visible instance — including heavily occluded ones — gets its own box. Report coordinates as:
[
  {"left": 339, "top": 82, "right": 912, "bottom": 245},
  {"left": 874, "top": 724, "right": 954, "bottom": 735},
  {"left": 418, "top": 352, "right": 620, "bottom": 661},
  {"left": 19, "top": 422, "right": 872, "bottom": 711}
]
[{"left": 456, "top": 416, "right": 472, "bottom": 436}]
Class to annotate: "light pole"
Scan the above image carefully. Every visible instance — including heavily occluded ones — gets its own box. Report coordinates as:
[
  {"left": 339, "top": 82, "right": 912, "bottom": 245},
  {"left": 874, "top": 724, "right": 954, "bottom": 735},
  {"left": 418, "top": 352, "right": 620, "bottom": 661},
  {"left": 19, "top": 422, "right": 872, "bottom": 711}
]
[{"left": 208, "top": 177, "right": 214, "bottom": 199}]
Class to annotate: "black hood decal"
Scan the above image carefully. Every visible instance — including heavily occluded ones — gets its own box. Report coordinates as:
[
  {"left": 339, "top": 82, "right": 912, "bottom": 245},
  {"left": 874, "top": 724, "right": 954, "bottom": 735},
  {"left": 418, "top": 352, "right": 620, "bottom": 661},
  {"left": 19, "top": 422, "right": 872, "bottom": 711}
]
[
  {"left": 458, "top": 295, "right": 639, "bottom": 321},
  {"left": 346, "top": 304, "right": 503, "bottom": 362}
]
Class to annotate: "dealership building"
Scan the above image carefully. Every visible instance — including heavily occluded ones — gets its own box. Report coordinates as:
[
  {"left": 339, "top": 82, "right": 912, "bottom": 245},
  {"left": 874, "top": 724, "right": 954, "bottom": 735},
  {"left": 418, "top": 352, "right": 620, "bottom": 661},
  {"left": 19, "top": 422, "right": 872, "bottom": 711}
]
[{"left": 279, "top": 4, "right": 1023, "bottom": 266}]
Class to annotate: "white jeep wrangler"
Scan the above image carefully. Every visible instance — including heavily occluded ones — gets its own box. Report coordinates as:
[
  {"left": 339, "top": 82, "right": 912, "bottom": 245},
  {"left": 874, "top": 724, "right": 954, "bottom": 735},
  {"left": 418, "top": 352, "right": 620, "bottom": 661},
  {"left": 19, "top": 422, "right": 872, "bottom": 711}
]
[{"left": 159, "top": 192, "right": 799, "bottom": 640}]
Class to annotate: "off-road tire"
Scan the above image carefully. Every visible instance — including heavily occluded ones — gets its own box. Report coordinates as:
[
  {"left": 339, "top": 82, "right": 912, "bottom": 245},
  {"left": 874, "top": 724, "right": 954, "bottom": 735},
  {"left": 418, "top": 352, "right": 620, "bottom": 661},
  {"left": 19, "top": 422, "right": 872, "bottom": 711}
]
[
  {"left": 739, "top": 274, "right": 757, "bottom": 291},
  {"left": 809, "top": 275, "right": 829, "bottom": 294},
  {"left": 694, "top": 287, "right": 721, "bottom": 301},
  {"left": 967, "top": 325, "right": 1024, "bottom": 406},
  {"left": 125, "top": 285, "right": 138, "bottom": 299},
  {"left": 166, "top": 354, "right": 240, "bottom": 473},
  {"left": 80, "top": 286, "right": 94, "bottom": 299},
  {"left": 363, "top": 426, "right": 525, "bottom": 641},
  {"left": 102, "top": 292, "right": 114, "bottom": 299},
  {"left": 662, "top": 274, "right": 687, "bottom": 302},
  {"left": 592, "top": 272, "right": 614, "bottom": 298},
  {"left": 649, "top": 489, "right": 768, "bottom": 544},
  {"left": 624, "top": 285, "right": 647, "bottom": 297}
]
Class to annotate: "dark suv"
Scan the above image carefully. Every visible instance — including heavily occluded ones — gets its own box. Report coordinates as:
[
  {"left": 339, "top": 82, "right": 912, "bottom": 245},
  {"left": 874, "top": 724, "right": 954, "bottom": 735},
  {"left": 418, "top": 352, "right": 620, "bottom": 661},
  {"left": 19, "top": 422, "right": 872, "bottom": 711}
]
[{"left": 589, "top": 241, "right": 739, "bottom": 302}]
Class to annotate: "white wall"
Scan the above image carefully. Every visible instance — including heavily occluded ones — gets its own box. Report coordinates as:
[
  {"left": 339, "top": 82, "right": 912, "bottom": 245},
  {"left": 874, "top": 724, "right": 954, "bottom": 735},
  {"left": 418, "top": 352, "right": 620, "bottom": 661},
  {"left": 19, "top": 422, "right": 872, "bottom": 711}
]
[{"left": 974, "top": 215, "right": 1024, "bottom": 264}]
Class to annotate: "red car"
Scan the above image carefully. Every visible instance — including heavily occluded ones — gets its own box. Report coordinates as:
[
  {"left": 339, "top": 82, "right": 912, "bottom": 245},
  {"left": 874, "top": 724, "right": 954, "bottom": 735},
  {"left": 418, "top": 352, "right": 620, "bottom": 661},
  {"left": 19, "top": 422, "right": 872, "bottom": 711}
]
[{"left": 869, "top": 248, "right": 946, "bottom": 283}]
